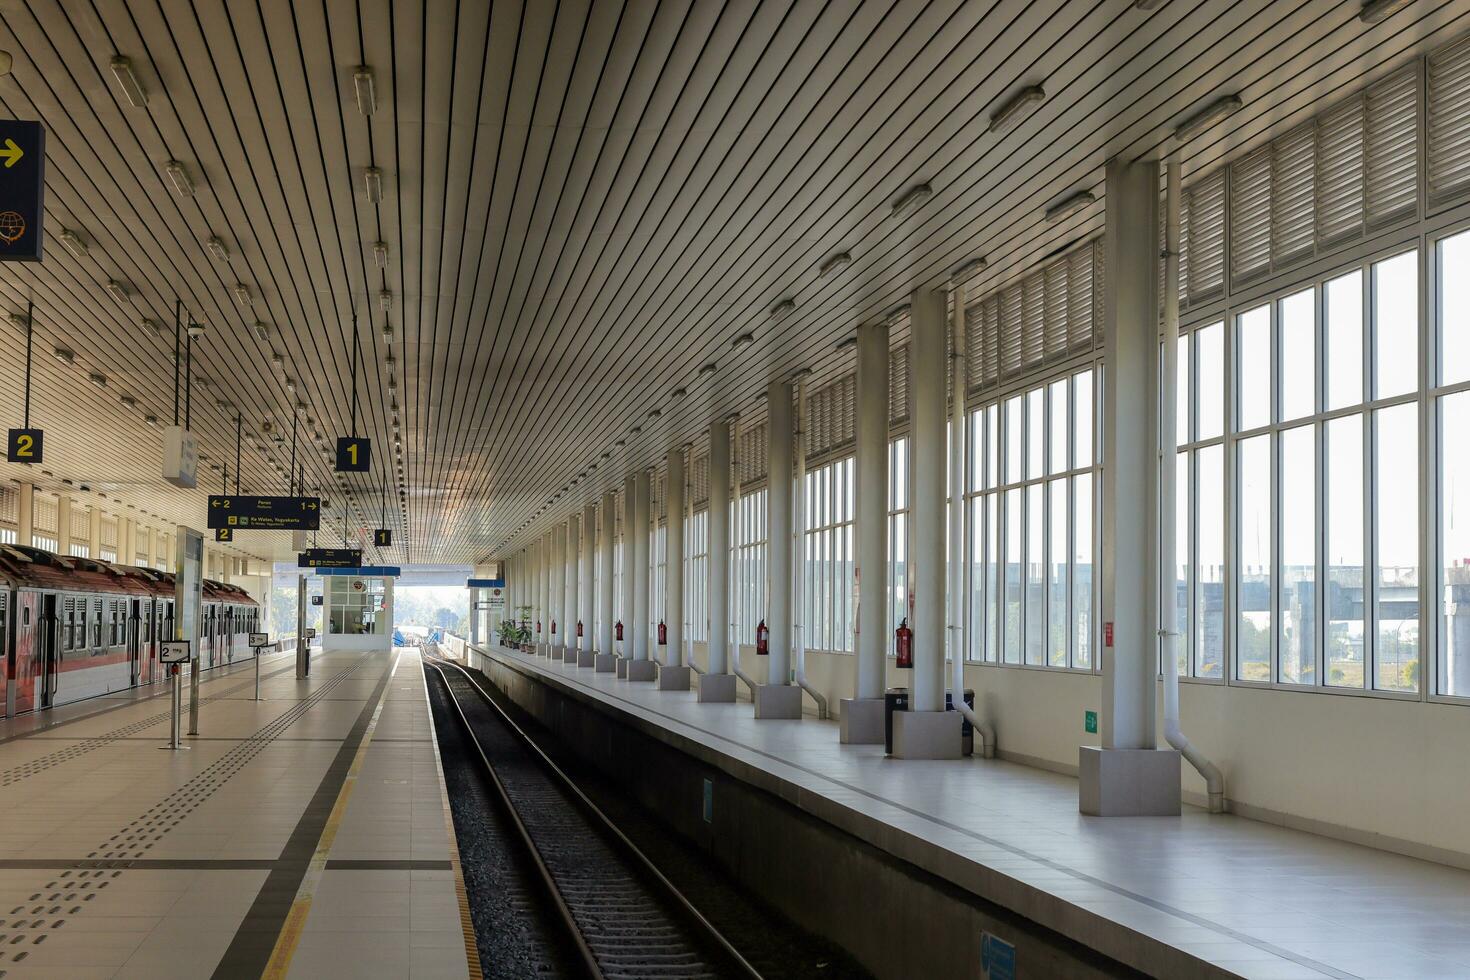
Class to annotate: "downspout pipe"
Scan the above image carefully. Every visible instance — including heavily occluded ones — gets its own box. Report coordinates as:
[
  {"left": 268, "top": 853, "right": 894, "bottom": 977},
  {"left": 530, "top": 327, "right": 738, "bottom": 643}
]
[
  {"left": 728, "top": 414, "right": 759, "bottom": 697},
  {"left": 685, "top": 447, "right": 703, "bottom": 674},
  {"left": 1164, "top": 152, "right": 1226, "bottom": 813},
  {"left": 792, "top": 370, "right": 831, "bottom": 719},
  {"left": 948, "top": 275, "right": 994, "bottom": 758}
]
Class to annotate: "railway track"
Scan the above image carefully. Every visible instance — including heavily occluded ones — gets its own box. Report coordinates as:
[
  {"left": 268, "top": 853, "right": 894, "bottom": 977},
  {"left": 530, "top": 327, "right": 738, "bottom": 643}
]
[{"left": 425, "top": 654, "right": 762, "bottom": 980}]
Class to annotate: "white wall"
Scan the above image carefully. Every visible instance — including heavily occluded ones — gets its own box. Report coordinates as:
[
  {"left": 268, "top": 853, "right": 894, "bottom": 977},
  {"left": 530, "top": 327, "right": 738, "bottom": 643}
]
[{"left": 692, "top": 643, "right": 1470, "bottom": 866}]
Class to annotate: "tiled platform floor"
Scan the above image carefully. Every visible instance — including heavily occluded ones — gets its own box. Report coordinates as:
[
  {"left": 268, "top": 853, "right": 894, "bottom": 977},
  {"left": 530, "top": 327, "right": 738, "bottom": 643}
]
[
  {"left": 480, "top": 645, "right": 1470, "bottom": 980},
  {"left": 0, "top": 646, "right": 471, "bottom": 979}
]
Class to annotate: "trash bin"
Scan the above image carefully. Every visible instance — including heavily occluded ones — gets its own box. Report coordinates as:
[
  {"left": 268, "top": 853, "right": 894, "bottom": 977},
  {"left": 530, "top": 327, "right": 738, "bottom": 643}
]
[
  {"left": 883, "top": 687, "right": 909, "bottom": 755},
  {"left": 886, "top": 688, "right": 975, "bottom": 756}
]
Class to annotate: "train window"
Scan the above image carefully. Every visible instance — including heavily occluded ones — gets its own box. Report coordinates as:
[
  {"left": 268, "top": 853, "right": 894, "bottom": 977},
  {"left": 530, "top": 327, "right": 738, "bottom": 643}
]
[{"left": 93, "top": 599, "right": 102, "bottom": 648}]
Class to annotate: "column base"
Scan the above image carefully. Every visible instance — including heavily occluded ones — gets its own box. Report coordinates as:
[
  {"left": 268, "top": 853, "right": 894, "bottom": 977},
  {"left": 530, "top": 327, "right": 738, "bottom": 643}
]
[
  {"left": 839, "top": 697, "right": 886, "bottom": 744},
  {"left": 890, "top": 709, "right": 963, "bottom": 759},
  {"left": 615, "top": 657, "right": 628, "bottom": 678},
  {"left": 657, "top": 664, "right": 691, "bottom": 691},
  {"left": 577, "top": 649, "right": 596, "bottom": 667},
  {"left": 1078, "top": 747, "right": 1181, "bottom": 816},
  {"left": 626, "top": 659, "right": 657, "bottom": 682},
  {"left": 562, "top": 646, "right": 579, "bottom": 664},
  {"left": 595, "top": 654, "right": 617, "bottom": 672},
  {"left": 753, "top": 684, "right": 803, "bottom": 719},
  {"left": 698, "top": 673, "right": 737, "bottom": 702}
]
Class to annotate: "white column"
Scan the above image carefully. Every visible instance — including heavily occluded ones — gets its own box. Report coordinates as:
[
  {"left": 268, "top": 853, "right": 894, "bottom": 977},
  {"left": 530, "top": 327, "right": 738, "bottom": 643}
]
[
  {"left": 622, "top": 475, "right": 637, "bottom": 656},
  {"left": 766, "top": 380, "right": 793, "bottom": 686},
  {"left": 581, "top": 503, "right": 596, "bottom": 653},
  {"left": 555, "top": 523, "right": 568, "bottom": 648},
  {"left": 566, "top": 514, "right": 579, "bottom": 658},
  {"left": 910, "top": 288, "right": 948, "bottom": 714},
  {"left": 16, "top": 482, "right": 33, "bottom": 547},
  {"left": 707, "top": 422, "right": 731, "bottom": 675},
  {"left": 148, "top": 527, "right": 158, "bottom": 568},
  {"left": 57, "top": 494, "right": 72, "bottom": 557},
  {"left": 88, "top": 505, "right": 101, "bottom": 557},
  {"left": 665, "top": 448, "right": 685, "bottom": 666},
  {"left": 599, "top": 491, "right": 616, "bottom": 664},
  {"left": 632, "top": 469, "right": 650, "bottom": 662}
]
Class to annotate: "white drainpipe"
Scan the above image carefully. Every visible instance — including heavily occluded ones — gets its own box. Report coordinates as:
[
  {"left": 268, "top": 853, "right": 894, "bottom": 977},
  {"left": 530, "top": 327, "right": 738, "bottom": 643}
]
[
  {"left": 728, "top": 413, "right": 759, "bottom": 696},
  {"left": 792, "top": 370, "right": 831, "bottom": 719},
  {"left": 1164, "top": 153, "right": 1226, "bottom": 813},
  {"left": 686, "top": 443, "right": 703, "bottom": 674},
  {"left": 949, "top": 274, "right": 994, "bottom": 757}
]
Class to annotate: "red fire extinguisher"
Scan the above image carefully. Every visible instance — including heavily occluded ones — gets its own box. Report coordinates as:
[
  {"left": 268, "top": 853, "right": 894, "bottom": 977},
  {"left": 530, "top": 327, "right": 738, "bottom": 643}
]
[
  {"left": 615, "top": 620, "right": 624, "bottom": 641},
  {"left": 755, "top": 619, "right": 770, "bottom": 655},
  {"left": 576, "top": 620, "right": 583, "bottom": 638},
  {"left": 895, "top": 618, "right": 913, "bottom": 669},
  {"left": 535, "top": 619, "right": 542, "bottom": 635},
  {"left": 657, "top": 621, "right": 667, "bottom": 645},
  {"left": 551, "top": 620, "right": 557, "bottom": 636}
]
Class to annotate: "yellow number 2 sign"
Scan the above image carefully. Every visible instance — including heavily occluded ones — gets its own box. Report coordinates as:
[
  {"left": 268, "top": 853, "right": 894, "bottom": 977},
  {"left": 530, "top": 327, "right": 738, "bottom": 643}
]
[{"left": 6, "top": 428, "right": 42, "bottom": 464}]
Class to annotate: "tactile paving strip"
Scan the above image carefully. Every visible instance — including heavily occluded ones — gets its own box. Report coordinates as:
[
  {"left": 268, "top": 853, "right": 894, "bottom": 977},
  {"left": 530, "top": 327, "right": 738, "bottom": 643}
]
[{"left": 0, "top": 655, "right": 371, "bottom": 975}]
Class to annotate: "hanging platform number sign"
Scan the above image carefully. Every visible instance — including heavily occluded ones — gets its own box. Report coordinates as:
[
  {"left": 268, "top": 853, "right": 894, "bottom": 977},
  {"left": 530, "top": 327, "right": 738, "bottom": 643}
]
[
  {"left": 6, "top": 428, "right": 41, "bottom": 464},
  {"left": 336, "top": 436, "right": 370, "bottom": 472},
  {"left": 374, "top": 528, "right": 392, "bottom": 547}
]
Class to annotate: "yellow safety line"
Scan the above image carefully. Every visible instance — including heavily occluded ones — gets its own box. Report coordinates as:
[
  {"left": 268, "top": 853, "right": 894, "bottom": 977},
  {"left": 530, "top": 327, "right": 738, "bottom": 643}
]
[{"left": 261, "top": 652, "right": 400, "bottom": 980}]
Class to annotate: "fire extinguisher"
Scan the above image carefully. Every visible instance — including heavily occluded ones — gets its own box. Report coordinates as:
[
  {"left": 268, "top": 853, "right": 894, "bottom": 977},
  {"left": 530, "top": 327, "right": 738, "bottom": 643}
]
[
  {"left": 657, "top": 621, "right": 667, "bottom": 645},
  {"left": 895, "top": 618, "right": 913, "bottom": 669},
  {"left": 551, "top": 620, "right": 557, "bottom": 636},
  {"left": 615, "top": 620, "right": 624, "bottom": 642},
  {"left": 576, "top": 620, "right": 584, "bottom": 638},
  {"left": 755, "top": 619, "right": 770, "bottom": 655},
  {"left": 535, "top": 619, "right": 542, "bottom": 635}
]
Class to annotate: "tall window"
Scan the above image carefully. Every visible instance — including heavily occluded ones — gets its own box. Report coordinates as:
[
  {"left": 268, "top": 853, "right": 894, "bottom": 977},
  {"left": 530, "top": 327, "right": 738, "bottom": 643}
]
[
  {"left": 1438, "top": 229, "right": 1470, "bottom": 697},
  {"left": 686, "top": 508, "right": 708, "bottom": 643},
  {"left": 803, "top": 457, "right": 855, "bottom": 653},
  {"left": 887, "top": 439, "right": 908, "bottom": 654},
  {"left": 966, "top": 367, "right": 1097, "bottom": 669},
  {"left": 735, "top": 487, "right": 767, "bottom": 643}
]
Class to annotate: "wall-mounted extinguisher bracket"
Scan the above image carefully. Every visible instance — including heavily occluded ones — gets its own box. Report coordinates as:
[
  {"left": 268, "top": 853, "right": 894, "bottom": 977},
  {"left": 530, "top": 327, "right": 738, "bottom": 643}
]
[
  {"left": 576, "top": 620, "right": 584, "bottom": 638},
  {"left": 657, "top": 621, "right": 667, "bottom": 645},
  {"left": 615, "top": 620, "right": 624, "bottom": 642},
  {"left": 551, "top": 620, "right": 557, "bottom": 636},
  {"left": 895, "top": 618, "right": 913, "bottom": 669},
  {"left": 535, "top": 620, "right": 542, "bottom": 635},
  {"left": 755, "top": 619, "right": 770, "bottom": 656}
]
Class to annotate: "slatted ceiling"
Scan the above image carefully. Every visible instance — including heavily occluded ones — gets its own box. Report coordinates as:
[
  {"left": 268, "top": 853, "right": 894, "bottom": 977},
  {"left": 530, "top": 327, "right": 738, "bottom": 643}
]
[
  {"left": 1430, "top": 34, "right": 1470, "bottom": 201},
  {"left": 0, "top": 5, "right": 1465, "bottom": 562}
]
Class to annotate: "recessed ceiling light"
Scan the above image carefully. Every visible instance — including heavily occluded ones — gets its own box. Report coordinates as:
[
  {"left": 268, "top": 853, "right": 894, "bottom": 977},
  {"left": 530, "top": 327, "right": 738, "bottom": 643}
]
[
  {"left": 819, "top": 251, "right": 851, "bottom": 277},
  {"left": 88, "top": 372, "right": 107, "bottom": 387},
  {"left": 770, "top": 298, "right": 795, "bottom": 318},
  {"left": 253, "top": 320, "right": 270, "bottom": 341},
  {"left": 988, "top": 85, "right": 1045, "bottom": 134},
  {"left": 379, "top": 290, "right": 392, "bottom": 312},
  {"left": 353, "top": 66, "right": 377, "bottom": 116},
  {"left": 952, "top": 257, "right": 987, "bottom": 279},
  {"left": 372, "top": 240, "right": 388, "bottom": 267},
  {"left": 144, "top": 413, "right": 158, "bottom": 427},
  {"left": 233, "top": 283, "right": 251, "bottom": 306},
  {"left": 162, "top": 159, "right": 194, "bottom": 196},
  {"left": 109, "top": 56, "right": 148, "bottom": 107},
  {"left": 731, "top": 332, "right": 754, "bottom": 350},
  {"left": 59, "top": 228, "right": 87, "bottom": 259},
  {"left": 364, "top": 167, "right": 384, "bottom": 203},
  {"left": 698, "top": 362, "right": 717, "bottom": 376},
  {"left": 1359, "top": 0, "right": 1413, "bottom": 23},
  {"left": 205, "top": 236, "right": 228, "bottom": 261},
  {"left": 647, "top": 408, "right": 661, "bottom": 420},
  {"left": 105, "top": 279, "right": 129, "bottom": 301},
  {"left": 119, "top": 394, "right": 137, "bottom": 408},
  {"left": 382, "top": 321, "right": 394, "bottom": 344},
  {"left": 1045, "top": 190, "right": 1095, "bottom": 222},
  {"left": 891, "top": 182, "right": 932, "bottom": 217},
  {"left": 1173, "top": 95, "right": 1243, "bottom": 143}
]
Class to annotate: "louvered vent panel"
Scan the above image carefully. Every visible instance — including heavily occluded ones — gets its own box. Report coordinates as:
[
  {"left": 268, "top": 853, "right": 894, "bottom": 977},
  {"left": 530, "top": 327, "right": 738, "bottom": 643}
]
[
  {"left": 1185, "top": 171, "right": 1226, "bottom": 303},
  {"left": 0, "top": 486, "right": 15, "bottom": 524},
  {"left": 1231, "top": 147, "right": 1273, "bottom": 285},
  {"left": 70, "top": 505, "right": 89, "bottom": 539},
  {"left": 1018, "top": 273, "right": 1045, "bottom": 375},
  {"left": 1430, "top": 34, "right": 1470, "bottom": 201},
  {"left": 998, "top": 284, "right": 1024, "bottom": 380},
  {"left": 101, "top": 515, "right": 117, "bottom": 547},
  {"left": 1364, "top": 66, "right": 1419, "bottom": 226},
  {"left": 737, "top": 423, "right": 768, "bottom": 485},
  {"left": 981, "top": 299, "right": 1000, "bottom": 388},
  {"left": 1316, "top": 95, "right": 1366, "bottom": 246},
  {"left": 889, "top": 344, "right": 910, "bottom": 425},
  {"left": 690, "top": 452, "right": 709, "bottom": 507},
  {"left": 1069, "top": 243, "right": 1096, "bottom": 351},
  {"left": 33, "top": 496, "right": 58, "bottom": 534},
  {"left": 964, "top": 303, "right": 984, "bottom": 391},
  {"left": 1271, "top": 123, "right": 1317, "bottom": 266},
  {"left": 1043, "top": 260, "right": 1069, "bottom": 361}
]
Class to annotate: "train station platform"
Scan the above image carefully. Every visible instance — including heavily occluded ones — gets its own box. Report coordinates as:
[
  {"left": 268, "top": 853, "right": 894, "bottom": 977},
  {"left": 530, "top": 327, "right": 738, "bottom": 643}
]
[
  {"left": 0, "top": 646, "right": 472, "bottom": 979},
  {"left": 472, "top": 644, "right": 1470, "bottom": 980}
]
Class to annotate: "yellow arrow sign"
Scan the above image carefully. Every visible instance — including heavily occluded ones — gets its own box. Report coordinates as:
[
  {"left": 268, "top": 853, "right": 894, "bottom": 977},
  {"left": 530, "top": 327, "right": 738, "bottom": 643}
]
[{"left": 0, "top": 139, "right": 23, "bottom": 168}]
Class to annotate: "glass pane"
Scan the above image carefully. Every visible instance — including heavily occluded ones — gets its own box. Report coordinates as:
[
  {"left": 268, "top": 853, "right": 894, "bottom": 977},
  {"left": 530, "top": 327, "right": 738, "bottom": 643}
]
[
  {"left": 1326, "top": 415, "right": 1365, "bottom": 688},
  {"left": 1198, "top": 323, "right": 1225, "bottom": 440},
  {"left": 1173, "top": 451, "right": 1190, "bottom": 676},
  {"left": 986, "top": 406, "right": 999, "bottom": 490},
  {"left": 1237, "top": 434, "right": 1272, "bottom": 681},
  {"left": 1005, "top": 398, "right": 1022, "bottom": 484},
  {"left": 1074, "top": 371, "right": 1093, "bottom": 468},
  {"left": 1073, "top": 474, "right": 1093, "bottom": 669},
  {"left": 1279, "top": 424, "right": 1316, "bottom": 685},
  {"left": 891, "top": 438, "right": 907, "bottom": 510},
  {"left": 1441, "top": 391, "right": 1470, "bottom": 696},
  {"left": 1049, "top": 479, "right": 1068, "bottom": 667},
  {"left": 1280, "top": 288, "right": 1315, "bottom": 422},
  {"left": 1325, "top": 270, "right": 1363, "bottom": 410},
  {"left": 1177, "top": 331, "right": 1191, "bottom": 447},
  {"left": 1196, "top": 445, "right": 1225, "bottom": 678},
  {"left": 1375, "top": 403, "right": 1419, "bottom": 692},
  {"left": 1026, "top": 484, "right": 1045, "bottom": 664},
  {"left": 1027, "top": 389, "right": 1044, "bottom": 481},
  {"left": 1373, "top": 251, "right": 1418, "bottom": 400},
  {"left": 1238, "top": 305, "right": 1271, "bottom": 431},
  {"left": 986, "top": 493, "right": 1000, "bottom": 662},
  {"left": 969, "top": 495, "right": 985, "bottom": 661},
  {"left": 1049, "top": 380, "right": 1067, "bottom": 475},
  {"left": 1440, "top": 231, "right": 1470, "bottom": 387},
  {"left": 1004, "top": 488, "right": 1022, "bottom": 663},
  {"left": 969, "top": 409, "right": 985, "bottom": 492}
]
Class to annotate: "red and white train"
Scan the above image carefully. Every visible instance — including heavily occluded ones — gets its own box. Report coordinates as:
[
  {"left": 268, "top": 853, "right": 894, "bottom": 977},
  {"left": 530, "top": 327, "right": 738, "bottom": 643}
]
[{"left": 0, "top": 544, "right": 260, "bottom": 716}]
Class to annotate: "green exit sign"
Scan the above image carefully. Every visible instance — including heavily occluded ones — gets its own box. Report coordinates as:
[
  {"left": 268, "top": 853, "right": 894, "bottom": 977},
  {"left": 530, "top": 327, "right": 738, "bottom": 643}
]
[{"left": 1084, "top": 710, "right": 1098, "bottom": 734}]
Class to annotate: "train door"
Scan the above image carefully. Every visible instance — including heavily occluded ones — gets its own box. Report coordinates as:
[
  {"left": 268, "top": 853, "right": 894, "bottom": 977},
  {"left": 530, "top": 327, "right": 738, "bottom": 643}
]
[
  {"left": 128, "top": 599, "right": 141, "bottom": 686},
  {"left": 39, "top": 594, "right": 58, "bottom": 710},
  {"left": 142, "top": 600, "right": 155, "bottom": 686},
  {"left": 10, "top": 591, "right": 40, "bottom": 716}
]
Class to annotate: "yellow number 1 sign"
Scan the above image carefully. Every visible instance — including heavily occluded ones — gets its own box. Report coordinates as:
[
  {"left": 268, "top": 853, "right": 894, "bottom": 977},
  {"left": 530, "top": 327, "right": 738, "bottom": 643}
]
[
  {"left": 335, "top": 436, "right": 370, "bottom": 472},
  {"left": 6, "top": 428, "right": 42, "bottom": 464}
]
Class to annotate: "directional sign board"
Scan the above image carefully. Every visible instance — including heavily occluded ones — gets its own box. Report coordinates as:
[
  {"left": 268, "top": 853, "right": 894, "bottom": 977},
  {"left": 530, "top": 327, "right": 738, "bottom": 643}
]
[
  {"left": 373, "top": 528, "right": 392, "bottom": 547},
  {"left": 6, "top": 428, "right": 41, "bottom": 464},
  {"left": 306, "top": 628, "right": 317, "bottom": 639},
  {"left": 467, "top": 578, "right": 505, "bottom": 589},
  {"left": 0, "top": 121, "right": 44, "bottom": 262},
  {"left": 215, "top": 528, "right": 233, "bottom": 542},
  {"left": 311, "top": 595, "right": 323, "bottom": 606},
  {"left": 298, "top": 548, "right": 362, "bottom": 569},
  {"left": 335, "top": 436, "right": 371, "bottom": 472},
  {"left": 248, "top": 632, "right": 269, "bottom": 647},
  {"left": 208, "top": 495, "right": 320, "bottom": 530},
  {"left": 160, "top": 640, "right": 190, "bottom": 664}
]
